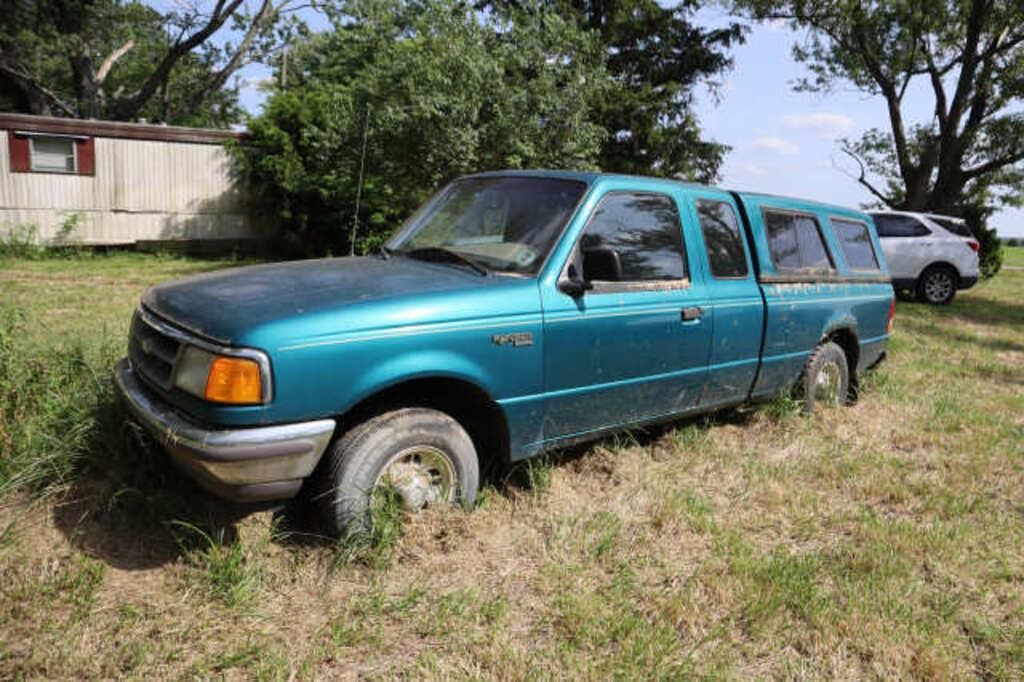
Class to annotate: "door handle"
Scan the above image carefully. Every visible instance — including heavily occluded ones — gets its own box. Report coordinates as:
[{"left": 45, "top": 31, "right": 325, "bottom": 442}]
[{"left": 681, "top": 306, "right": 703, "bottom": 322}]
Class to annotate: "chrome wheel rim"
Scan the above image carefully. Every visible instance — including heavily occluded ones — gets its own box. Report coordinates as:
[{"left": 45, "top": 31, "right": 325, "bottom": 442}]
[
  {"left": 374, "top": 445, "right": 456, "bottom": 512},
  {"left": 813, "top": 361, "right": 842, "bottom": 405},
  {"left": 924, "top": 271, "right": 953, "bottom": 302}
]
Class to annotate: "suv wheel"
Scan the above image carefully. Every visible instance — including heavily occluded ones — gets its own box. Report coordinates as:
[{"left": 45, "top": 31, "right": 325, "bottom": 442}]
[
  {"left": 313, "top": 408, "right": 480, "bottom": 537},
  {"left": 800, "top": 341, "right": 850, "bottom": 413},
  {"left": 917, "top": 265, "right": 958, "bottom": 305}
]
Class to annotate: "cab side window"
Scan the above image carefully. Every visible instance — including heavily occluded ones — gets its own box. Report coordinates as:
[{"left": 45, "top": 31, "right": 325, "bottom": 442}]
[
  {"left": 580, "top": 192, "right": 687, "bottom": 282},
  {"left": 831, "top": 218, "right": 880, "bottom": 270},
  {"left": 763, "top": 210, "right": 834, "bottom": 271},
  {"left": 696, "top": 200, "right": 748, "bottom": 278},
  {"left": 874, "top": 214, "right": 930, "bottom": 238}
]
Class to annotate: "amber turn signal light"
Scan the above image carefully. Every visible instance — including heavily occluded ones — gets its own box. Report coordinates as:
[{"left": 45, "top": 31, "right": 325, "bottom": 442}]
[{"left": 205, "top": 356, "right": 262, "bottom": 404}]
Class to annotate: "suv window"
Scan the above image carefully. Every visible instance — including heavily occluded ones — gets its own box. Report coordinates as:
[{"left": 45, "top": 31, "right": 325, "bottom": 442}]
[
  {"left": 580, "top": 192, "right": 686, "bottom": 282},
  {"left": 763, "top": 210, "right": 833, "bottom": 271},
  {"left": 697, "top": 200, "right": 748, "bottom": 278},
  {"left": 873, "top": 214, "right": 930, "bottom": 238},
  {"left": 929, "top": 215, "right": 973, "bottom": 237},
  {"left": 831, "top": 218, "right": 880, "bottom": 270}
]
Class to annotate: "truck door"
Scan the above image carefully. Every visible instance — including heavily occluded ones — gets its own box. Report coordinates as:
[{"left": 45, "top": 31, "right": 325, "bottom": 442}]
[
  {"left": 686, "top": 192, "right": 765, "bottom": 406},
  {"left": 539, "top": 187, "right": 713, "bottom": 443}
]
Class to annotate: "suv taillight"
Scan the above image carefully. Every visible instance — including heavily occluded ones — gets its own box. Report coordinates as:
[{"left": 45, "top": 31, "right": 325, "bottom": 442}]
[
  {"left": 966, "top": 239, "right": 980, "bottom": 252},
  {"left": 887, "top": 296, "right": 896, "bottom": 334}
]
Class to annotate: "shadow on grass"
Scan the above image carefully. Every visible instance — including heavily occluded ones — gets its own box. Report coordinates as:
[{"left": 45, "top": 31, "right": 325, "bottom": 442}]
[
  {"left": 41, "top": 389, "right": 789, "bottom": 572},
  {"left": 51, "top": 400, "right": 253, "bottom": 570},
  {"left": 897, "top": 290, "right": 1024, "bottom": 355}
]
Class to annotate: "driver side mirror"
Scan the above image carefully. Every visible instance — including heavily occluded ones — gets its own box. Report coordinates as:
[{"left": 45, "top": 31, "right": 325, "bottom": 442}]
[
  {"left": 558, "top": 263, "right": 593, "bottom": 298},
  {"left": 582, "top": 247, "right": 623, "bottom": 282}
]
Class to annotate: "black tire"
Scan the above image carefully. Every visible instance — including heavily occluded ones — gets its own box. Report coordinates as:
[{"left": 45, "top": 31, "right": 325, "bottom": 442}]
[
  {"left": 916, "top": 265, "right": 958, "bottom": 305},
  {"left": 313, "top": 408, "right": 479, "bottom": 537},
  {"left": 799, "top": 341, "right": 850, "bottom": 413}
]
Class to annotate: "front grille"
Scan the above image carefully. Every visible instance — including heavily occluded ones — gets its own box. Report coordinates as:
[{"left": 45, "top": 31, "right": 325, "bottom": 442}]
[{"left": 128, "top": 311, "right": 183, "bottom": 390}]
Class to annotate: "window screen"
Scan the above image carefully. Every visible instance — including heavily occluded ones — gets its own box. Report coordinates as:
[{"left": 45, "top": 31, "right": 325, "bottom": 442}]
[
  {"left": 764, "top": 210, "right": 833, "bottom": 271},
  {"left": 697, "top": 200, "right": 748, "bottom": 278},
  {"left": 580, "top": 192, "right": 686, "bottom": 281},
  {"left": 831, "top": 218, "right": 879, "bottom": 270},
  {"left": 873, "top": 214, "right": 930, "bottom": 238},
  {"left": 30, "top": 136, "right": 76, "bottom": 173}
]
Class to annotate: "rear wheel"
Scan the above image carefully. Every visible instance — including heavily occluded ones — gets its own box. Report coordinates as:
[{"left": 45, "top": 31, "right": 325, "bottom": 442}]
[
  {"left": 916, "top": 265, "right": 958, "bottom": 305},
  {"left": 313, "top": 408, "right": 480, "bottom": 537},
  {"left": 800, "top": 341, "right": 850, "bottom": 413}
]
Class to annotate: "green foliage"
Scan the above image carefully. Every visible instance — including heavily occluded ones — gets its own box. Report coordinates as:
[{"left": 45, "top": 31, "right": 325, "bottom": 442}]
[
  {"left": 1, "top": 214, "right": 88, "bottom": 259},
  {"left": 735, "top": 0, "right": 1024, "bottom": 217},
  {"left": 234, "top": 0, "right": 609, "bottom": 255},
  {"left": 0, "top": 224, "right": 45, "bottom": 259},
  {"left": 539, "top": 0, "right": 746, "bottom": 181},
  {"left": 959, "top": 195, "right": 1004, "bottom": 280},
  {"left": 0, "top": 0, "right": 289, "bottom": 126},
  {"left": 235, "top": 0, "right": 742, "bottom": 255}
]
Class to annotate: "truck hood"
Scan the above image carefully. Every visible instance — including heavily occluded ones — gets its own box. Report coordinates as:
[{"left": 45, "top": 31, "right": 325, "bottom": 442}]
[{"left": 142, "top": 256, "right": 502, "bottom": 345}]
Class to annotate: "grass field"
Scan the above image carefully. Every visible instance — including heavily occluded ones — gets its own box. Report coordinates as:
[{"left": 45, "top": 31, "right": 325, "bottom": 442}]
[{"left": 1, "top": 249, "right": 1022, "bottom": 679}]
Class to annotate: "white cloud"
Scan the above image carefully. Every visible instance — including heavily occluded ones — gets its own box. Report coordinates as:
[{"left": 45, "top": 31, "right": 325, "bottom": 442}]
[
  {"left": 782, "top": 113, "right": 855, "bottom": 138},
  {"left": 735, "top": 161, "right": 766, "bottom": 176},
  {"left": 752, "top": 136, "right": 799, "bottom": 155}
]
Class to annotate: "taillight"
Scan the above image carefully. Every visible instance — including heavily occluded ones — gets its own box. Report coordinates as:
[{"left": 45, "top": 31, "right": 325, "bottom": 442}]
[
  {"left": 887, "top": 296, "right": 896, "bottom": 334},
  {"left": 966, "top": 240, "right": 980, "bottom": 252}
]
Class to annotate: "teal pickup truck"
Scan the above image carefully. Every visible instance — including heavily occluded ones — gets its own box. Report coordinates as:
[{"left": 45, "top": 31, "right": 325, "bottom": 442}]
[{"left": 115, "top": 171, "right": 895, "bottom": 535}]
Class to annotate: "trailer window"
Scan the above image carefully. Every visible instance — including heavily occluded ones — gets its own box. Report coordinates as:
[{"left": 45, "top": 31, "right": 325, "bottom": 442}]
[
  {"left": 697, "top": 200, "right": 748, "bottom": 278},
  {"left": 831, "top": 218, "right": 879, "bottom": 270},
  {"left": 764, "top": 210, "right": 833, "bottom": 271},
  {"left": 30, "top": 136, "right": 76, "bottom": 173}
]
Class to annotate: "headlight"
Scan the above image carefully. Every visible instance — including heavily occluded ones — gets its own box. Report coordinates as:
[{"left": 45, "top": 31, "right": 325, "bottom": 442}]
[{"left": 174, "top": 346, "right": 266, "bottom": 405}]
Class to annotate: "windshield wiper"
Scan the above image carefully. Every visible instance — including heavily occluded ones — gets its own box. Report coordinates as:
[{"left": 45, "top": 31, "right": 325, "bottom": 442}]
[
  {"left": 379, "top": 245, "right": 393, "bottom": 260},
  {"left": 401, "top": 247, "right": 489, "bottom": 276}
]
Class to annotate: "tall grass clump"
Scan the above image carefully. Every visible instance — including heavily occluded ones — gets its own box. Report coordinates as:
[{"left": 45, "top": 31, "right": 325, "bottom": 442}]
[
  {"left": 172, "top": 522, "right": 263, "bottom": 609},
  {"left": 0, "top": 215, "right": 86, "bottom": 260},
  {"left": 334, "top": 485, "right": 406, "bottom": 569},
  {"left": 0, "top": 305, "right": 121, "bottom": 497}
]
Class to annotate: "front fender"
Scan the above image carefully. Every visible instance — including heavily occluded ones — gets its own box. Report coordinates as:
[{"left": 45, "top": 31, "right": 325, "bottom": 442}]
[{"left": 343, "top": 349, "right": 500, "bottom": 411}]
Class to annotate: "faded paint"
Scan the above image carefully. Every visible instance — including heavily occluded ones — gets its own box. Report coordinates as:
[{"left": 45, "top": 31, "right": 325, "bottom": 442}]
[{"left": 0, "top": 130, "right": 265, "bottom": 245}]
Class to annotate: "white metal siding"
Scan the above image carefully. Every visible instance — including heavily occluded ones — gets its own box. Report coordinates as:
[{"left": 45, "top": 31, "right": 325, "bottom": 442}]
[{"left": 0, "top": 133, "right": 261, "bottom": 244}]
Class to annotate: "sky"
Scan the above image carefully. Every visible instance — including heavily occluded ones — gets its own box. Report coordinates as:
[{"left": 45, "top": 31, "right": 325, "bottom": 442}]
[{"left": 228, "top": 5, "right": 1024, "bottom": 238}]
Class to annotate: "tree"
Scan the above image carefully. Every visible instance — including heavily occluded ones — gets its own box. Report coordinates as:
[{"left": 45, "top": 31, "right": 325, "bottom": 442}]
[
  {"left": 234, "top": 0, "right": 608, "bottom": 255},
  {"left": 735, "top": 0, "right": 1022, "bottom": 277},
  {"left": 491, "top": 0, "right": 745, "bottom": 182},
  {"left": 0, "top": 0, "right": 296, "bottom": 127}
]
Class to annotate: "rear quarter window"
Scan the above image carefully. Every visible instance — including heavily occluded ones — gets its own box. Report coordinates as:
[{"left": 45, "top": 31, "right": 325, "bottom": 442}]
[
  {"left": 831, "top": 218, "right": 880, "bottom": 271},
  {"left": 929, "top": 216, "right": 973, "bottom": 237},
  {"left": 763, "top": 209, "right": 833, "bottom": 271}
]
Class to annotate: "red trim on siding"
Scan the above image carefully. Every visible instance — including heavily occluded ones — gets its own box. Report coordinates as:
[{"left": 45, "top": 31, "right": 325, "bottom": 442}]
[
  {"left": 8, "top": 131, "right": 30, "bottom": 172},
  {"left": 76, "top": 137, "right": 95, "bottom": 175}
]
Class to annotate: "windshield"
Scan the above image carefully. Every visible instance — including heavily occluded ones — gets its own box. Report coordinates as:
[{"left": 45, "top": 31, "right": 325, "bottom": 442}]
[{"left": 389, "top": 176, "right": 587, "bottom": 275}]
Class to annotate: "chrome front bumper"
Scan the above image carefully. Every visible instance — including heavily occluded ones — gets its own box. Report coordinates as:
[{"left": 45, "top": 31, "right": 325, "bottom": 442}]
[{"left": 114, "top": 358, "right": 335, "bottom": 502}]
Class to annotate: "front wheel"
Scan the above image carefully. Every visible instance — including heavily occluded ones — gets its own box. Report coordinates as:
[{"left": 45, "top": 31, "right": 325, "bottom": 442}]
[
  {"left": 313, "top": 408, "right": 480, "bottom": 537},
  {"left": 917, "top": 265, "right": 958, "bottom": 305},
  {"left": 800, "top": 341, "right": 850, "bottom": 413}
]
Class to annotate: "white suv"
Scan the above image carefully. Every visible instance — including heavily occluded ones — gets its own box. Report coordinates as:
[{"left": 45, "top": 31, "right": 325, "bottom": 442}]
[{"left": 868, "top": 211, "right": 980, "bottom": 305}]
